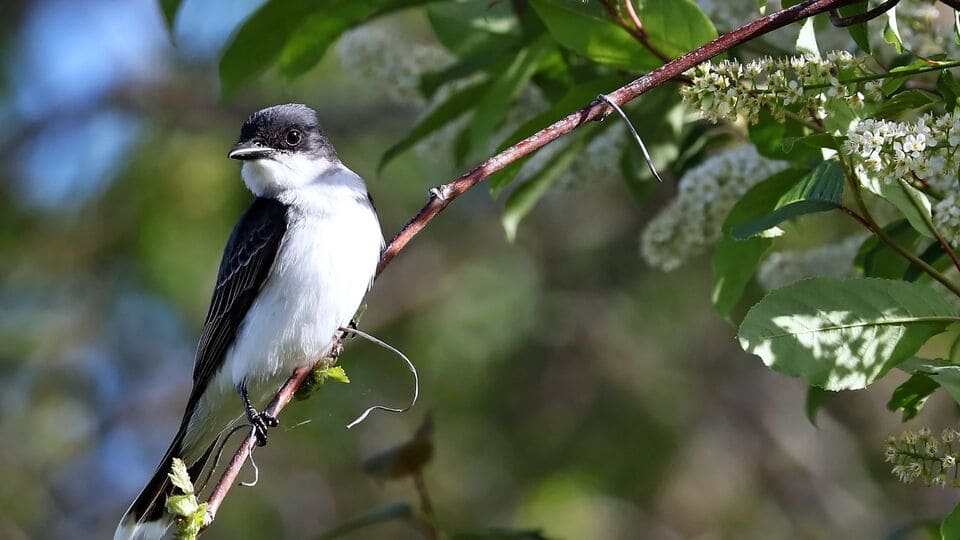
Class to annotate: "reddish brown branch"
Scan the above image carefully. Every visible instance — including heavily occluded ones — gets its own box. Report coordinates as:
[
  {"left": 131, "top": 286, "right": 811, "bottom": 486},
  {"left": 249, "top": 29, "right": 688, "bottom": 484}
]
[{"left": 201, "top": 0, "right": 861, "bottom": 530}]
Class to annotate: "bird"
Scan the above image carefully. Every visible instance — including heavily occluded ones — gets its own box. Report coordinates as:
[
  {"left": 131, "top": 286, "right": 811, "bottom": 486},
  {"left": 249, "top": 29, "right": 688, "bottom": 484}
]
[{"left": 115, "top": 104, "right": 384, "bottom": 540}]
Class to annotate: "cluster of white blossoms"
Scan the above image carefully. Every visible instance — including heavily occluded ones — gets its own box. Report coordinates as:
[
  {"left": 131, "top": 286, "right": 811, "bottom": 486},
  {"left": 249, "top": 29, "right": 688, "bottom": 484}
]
[
  {"left": 756, "top": 236, "right": 865, "bottom": 291},
  {"left": 843, "top": 113, "right": 960, "bottom": 245},
  {"left": 897, "top": 0, "right": 960, "bottom": 59},
  {"left": 336, "top": 25, "right": 452, "bottom": 105},
  {"left": 680, "top": 52, "right": 879, "bottom": 124},
  {"left": 885, "top": 428, "right": 960, "bottom": 487},
  {"left": 641, "top": 145, "right": 787, "bottom": 271}
]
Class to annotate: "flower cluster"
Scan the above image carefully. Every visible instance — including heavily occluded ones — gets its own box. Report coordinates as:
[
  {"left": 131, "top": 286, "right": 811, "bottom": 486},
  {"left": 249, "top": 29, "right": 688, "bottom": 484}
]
[
  {"left": 885, "top": 428, "right": 960, "bottom": 487},
  {"left": 680, "top": 52, "right": 879, "bottom": 124},
  {"left": 897, "top": 0, "right": 960, "bottom": 59},
  {"left": 336, "top": 25, "right": 452, "bottom": 105},
  {"left": 756, "top": 235, "right": 865, "bottom": 291},
  {"left": 641, "top": 145, "right": 787, "bottom": 271},
  {"left": 843, "top": 113, "right": 960, "bottom": 190}
]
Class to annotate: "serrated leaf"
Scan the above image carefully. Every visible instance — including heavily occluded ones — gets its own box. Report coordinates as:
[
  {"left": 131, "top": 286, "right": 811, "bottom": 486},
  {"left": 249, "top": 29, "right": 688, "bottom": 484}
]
[
  {"left": 530, "top": 0, "right": 660, "bottom": 71},
  {"left": 713, "top": 168, "right": 808, "bottom": 319},
  {"left": 168, "top": 457, "right": 194, "bottom": 495},
  {"left": 323, "top": 365, "right": 350, "bottom": 384},
  {"left": 379, "top": 81, "right": 489, "bottom": 172},
  {"left": 638, "top": 0, "right": 718, "bottom": 59},
  {"left": 795, "top": 17, "right": 819, "bottom": 58},
  {"left": 466, "top": 35, "right": 553, "bottom": 161},
  {"left": 166, "top": 494, "right": 199, "bottom": 518},
  {"left": 884, "top": 6, "right": 904, "bottom": 54},
  {"left": 502, "top": 133, "right": 587, "bottom": 241},
  {"left": 731, "top": 160, "right": 843, "bottom": 240},
  {"left": 738, "top": 277, "right": 958, "bottom": 390},
  {"left": 887, "top": 372, "right": 938, "bottom": 421},
  {"left": 881, "top": 179, "right": 935, "bottom": 238},
  {"left": 316, "top": 502, "right": 413, "bottom": 540}
]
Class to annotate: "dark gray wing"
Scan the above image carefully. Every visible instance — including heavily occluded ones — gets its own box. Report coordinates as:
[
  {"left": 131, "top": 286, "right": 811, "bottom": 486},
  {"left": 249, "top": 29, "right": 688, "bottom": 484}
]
[{"left": 186, "top": 197, "right": 288, "bottom": 409}]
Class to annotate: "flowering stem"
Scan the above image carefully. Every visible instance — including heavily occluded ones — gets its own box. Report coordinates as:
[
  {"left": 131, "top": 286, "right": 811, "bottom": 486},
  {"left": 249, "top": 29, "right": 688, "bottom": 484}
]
[
  {"left": 838, "top": 156, "right": 960, "bottom": 298},
  {"left": 746, "top": 58, "right": 960, "bottom": 97}
]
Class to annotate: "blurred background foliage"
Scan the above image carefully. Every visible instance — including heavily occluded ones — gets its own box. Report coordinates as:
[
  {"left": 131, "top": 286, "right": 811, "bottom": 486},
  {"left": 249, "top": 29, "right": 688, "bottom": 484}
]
[{"left": 0, "top": 0, "right": 958, "bottom": 539}]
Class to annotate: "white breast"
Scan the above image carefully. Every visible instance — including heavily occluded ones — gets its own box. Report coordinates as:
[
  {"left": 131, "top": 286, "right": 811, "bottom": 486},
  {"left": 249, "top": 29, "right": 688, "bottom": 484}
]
[{"left": 218, "top": 167, "right": 383, "bottom": 403}]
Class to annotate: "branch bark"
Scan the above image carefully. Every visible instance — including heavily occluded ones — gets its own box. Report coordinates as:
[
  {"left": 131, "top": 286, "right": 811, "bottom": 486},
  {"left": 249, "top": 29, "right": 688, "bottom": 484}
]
[{"left": 200, "top": 0, "right": 861, "bottom": 530}]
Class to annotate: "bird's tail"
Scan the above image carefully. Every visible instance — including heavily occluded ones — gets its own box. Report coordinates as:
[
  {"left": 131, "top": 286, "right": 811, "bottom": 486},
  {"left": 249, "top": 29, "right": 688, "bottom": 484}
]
[{"left": 114, "top": 427, "right": 217, "bottom": 540}]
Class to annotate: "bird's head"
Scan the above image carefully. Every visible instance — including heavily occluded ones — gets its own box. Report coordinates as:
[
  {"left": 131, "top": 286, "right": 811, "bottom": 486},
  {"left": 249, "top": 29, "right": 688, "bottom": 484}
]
[{"left": 229, "top": 104, "right": 340, "bottom": 196}]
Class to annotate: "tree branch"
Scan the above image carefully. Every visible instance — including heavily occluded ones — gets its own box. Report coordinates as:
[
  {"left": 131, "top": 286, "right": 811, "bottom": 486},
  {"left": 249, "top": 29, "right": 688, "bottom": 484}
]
[{"left": 199, "top": 0, "right": 862, "bottom": 531}]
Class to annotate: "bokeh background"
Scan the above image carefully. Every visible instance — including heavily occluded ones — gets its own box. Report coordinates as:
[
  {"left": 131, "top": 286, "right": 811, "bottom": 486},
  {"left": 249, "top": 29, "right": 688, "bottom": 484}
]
[{"left": 1, "top": 1, "right": 958, "bottom": 539}]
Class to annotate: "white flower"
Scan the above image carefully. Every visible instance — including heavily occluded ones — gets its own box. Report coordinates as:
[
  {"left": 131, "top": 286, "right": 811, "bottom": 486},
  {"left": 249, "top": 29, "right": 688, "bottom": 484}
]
[
  {"left": 756, "top": 236, "right": 866, "bottom": 291},
  {"left": 641, "top": 146, "right": 787, "bottom": 271}
]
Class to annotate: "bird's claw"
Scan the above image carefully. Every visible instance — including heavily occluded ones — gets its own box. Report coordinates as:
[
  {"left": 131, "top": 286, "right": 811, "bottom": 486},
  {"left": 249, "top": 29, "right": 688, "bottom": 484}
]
[{"left": 250, "top": 410, "right": 278, "bottom": 447}]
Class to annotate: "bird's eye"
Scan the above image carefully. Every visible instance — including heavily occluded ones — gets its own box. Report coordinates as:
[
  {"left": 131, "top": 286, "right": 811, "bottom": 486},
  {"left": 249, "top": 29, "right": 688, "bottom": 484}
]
[{"left": 285, "top": 130, "right": 302, "bottom": 147}]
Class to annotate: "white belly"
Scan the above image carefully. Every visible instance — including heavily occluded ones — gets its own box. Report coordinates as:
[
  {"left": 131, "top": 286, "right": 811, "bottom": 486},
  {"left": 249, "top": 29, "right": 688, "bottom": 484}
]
[
  {"left": 222, "top": 200, "right": 381, "bottom": 402},
  {"left": 179, "top": 169, "right": 382, "bottom": 462}
]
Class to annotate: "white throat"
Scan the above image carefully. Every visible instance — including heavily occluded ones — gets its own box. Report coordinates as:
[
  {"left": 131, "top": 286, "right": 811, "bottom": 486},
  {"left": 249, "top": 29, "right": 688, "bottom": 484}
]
[{"left": 240, "top": 153, "right": 341, "bottom": 197}]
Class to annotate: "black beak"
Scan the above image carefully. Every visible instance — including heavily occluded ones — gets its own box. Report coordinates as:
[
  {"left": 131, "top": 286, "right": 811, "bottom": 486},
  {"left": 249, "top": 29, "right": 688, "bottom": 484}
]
[{"left": 228, "top": 141, "right": 274, "bottom": 160}]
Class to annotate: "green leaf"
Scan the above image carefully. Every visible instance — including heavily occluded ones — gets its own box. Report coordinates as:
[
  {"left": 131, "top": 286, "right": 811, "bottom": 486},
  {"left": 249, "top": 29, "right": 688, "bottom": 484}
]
[
  {"left": 168, "top": 457, "right": 194, "bottom": 495},
  {"left": 322, "top": 365, "right": 350, "bottom": 383},
  {"left": 902, "top": 358, "right": 960, "bottom": 406},
  {"left": 379, "top": 81, "right": 489, "bottom": 172},
  {"left": 159, "top": 0, "right": 182, "bottom": 32},
  {"left": 904, "top": 241, "right": 950, "bottom": 282},
  {"left": 749, "top": 108, "right": 819, "bottom": 164},
  {"left": 427, "top": 1, "right": 520, "bottom": 58},
  {"left": 713, "top": 169, "right": 808, "bottom": 319},
  {"left": 805, "top": 385, "right": 830, "bottom": 427},
  {"left": 884, "top": 5, "right": 904, "bottom": 54},
  {"left": 278, "top": 0, "right": 435, "bottom": 79},
  {"left": 488, "top": 76, "right": 630, "bottom": 196},
  {"left": 638, "top": 0, "right": 718, "bottom": 59},
  {"left": 466, "top": 35, "right": 554, "bottom": 161},
  {"left": 502, "top": 133, "right": 588, "bottom": 241},
  {"left": 315, "top": 502, "right": 413, "bottom": 540},
  {"left": 795, "top": 17, "right": 820, "bottom": 58},
  {"left": 837, "top": 4, "right": 871, "bottom": 53},
  {"left": 943, "top": 501, "right": 960, "bottom": 540},
  {"left": 530, "top": 0, "right": 660, "bottom": 71},
  {"left": 887, "top": 372, "right": 939, "bottom": 421},
  {"left": 738, "top": 277, "right": 958, "bottom": 390},
  {"left": 939, "top": 70, "right": 960, "bottom": 113},
  {"left": 881, "top": 179, "right": 935, "bottom": 239},
  {"left": 854, "top": 220, "right": 920, "bottom": 279},
  {"left": 219, "top": 0, "right": 429, "bottom": 99},
  {"left": 731, "top": 160, "right": 844, "bottom": 240},
  {"left": 873, "top": 89, "right": 939, "bottom": 120}
]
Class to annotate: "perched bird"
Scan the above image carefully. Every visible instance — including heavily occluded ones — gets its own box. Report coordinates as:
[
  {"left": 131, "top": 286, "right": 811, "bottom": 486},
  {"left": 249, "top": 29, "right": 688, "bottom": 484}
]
[{"left": 116, "top": 104, "right": 384, "bottom": 540}]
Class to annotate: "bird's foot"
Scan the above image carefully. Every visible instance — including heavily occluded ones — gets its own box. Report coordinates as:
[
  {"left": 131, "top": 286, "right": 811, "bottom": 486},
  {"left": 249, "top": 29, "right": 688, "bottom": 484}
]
[
  {"left": 240, "top": 382, "right": 279, "bottom": 447},
  {"left": 249, "top": 410, "right": 279, "bottom": 447}
]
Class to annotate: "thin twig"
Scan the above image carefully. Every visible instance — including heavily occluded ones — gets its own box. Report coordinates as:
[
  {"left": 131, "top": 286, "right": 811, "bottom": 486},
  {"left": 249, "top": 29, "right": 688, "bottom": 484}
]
[
  {"left": 200, "top": 0, "right": 864, "bottom": 531},
  {"left": 598, "top": 0, "right": 672, "bottom": 63}
]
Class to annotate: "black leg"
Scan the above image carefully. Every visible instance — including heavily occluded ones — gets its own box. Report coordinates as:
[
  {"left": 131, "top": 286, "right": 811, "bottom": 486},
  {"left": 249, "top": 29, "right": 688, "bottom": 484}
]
[{"left": 239, "top": 382, "right": 278, "bottom": 447}]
